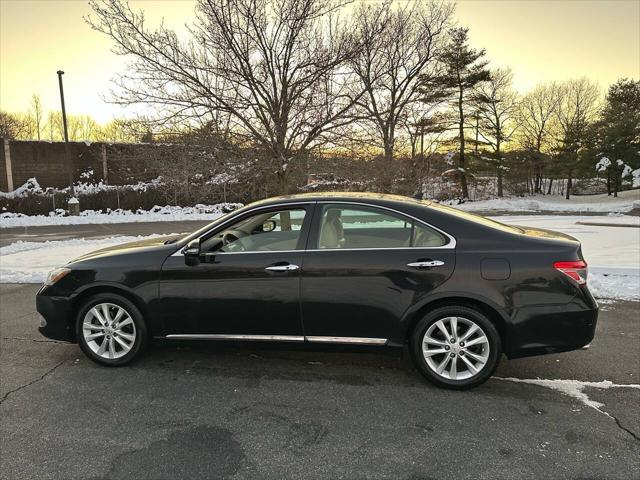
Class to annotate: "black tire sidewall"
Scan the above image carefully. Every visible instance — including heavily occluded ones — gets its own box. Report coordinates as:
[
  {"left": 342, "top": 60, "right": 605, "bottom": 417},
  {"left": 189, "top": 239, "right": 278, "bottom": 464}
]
[
  {"left": 76, "top": 293, "right": 147, "bottom": 366},
  {"left": 411, "top": 306, "right": 502, "bottom": 390}
]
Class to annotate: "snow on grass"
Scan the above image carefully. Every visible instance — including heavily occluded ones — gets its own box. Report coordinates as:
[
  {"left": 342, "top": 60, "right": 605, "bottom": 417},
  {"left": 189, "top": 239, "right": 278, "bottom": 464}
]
[
  {"left": 0, "top": 236, "right": 166, "bottom": 283},
  {"left": 0, "top": 203, "right": 241, "bottom": 229},
  {"left": 589, "top": 269, "right": 640, "bottom": 301},
  {"left": 494, "top": 377, "right": 640, "bottom": 418},
  {"left": 447, "top": 190, "right": 640, "bottom": 214}
]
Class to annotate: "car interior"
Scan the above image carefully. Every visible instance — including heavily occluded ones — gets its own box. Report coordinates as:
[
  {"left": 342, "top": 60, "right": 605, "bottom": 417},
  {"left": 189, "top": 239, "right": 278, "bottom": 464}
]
[{"left": 198, "top": 205, "right": 448, "bottom": 254}]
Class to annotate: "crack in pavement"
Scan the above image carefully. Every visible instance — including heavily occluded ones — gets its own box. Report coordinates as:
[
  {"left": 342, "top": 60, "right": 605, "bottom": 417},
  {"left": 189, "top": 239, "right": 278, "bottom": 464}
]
[
  {"left": 0, "top": 360, "right": 66, "bottom": 405},
  {"left": 612, "top": 416, "right": 640, "bottom": 442},
  {"left": 494, "top": 377, "right": 640, "bottom": 442}
]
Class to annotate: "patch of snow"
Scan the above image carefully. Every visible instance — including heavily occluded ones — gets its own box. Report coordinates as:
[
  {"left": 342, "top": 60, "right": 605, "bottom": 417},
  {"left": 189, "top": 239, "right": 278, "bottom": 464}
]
[
  {"left": 494, "top": 377, "right": 640, "bottom": 418},
  {"left": 595, "top": 157, "right": 611, "bottom": 172},
  {"left": 0, "top": 203, "right": 241, "bottom": 228},
  {"left": 0, "top": 235, "right": 169, "bottom": 283},
  {"left": 447, "top": 190, "right": 640, "bottom": 214},
  {"left": 589, "top": 268, "right": 640, "bottom": 301}
]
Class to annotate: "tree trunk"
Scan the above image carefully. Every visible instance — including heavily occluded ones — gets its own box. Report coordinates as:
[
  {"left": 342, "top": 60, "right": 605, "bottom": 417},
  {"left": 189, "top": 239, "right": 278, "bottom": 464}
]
[
  {"left": 496, "top": 142, "right": 503, "bottom": 197},
  {"left": 277, "top": 169, "right": 289, "bottom": 195},
  {"left": 458, "top": 87, "right": 469, "bottom": 199},
  {"left": 565, "top": 174, "right": 572, "bottom": 200},
  {"left": 606, "top": 172, "right": 611, "bottom": 196},
  {"left": 547, "top": 178, "right": 553, "bottom": 195}
]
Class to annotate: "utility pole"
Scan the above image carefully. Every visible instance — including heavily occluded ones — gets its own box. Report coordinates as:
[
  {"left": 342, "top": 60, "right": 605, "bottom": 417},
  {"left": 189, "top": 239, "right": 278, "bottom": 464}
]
[{"left": 57, "top": 70, "right": 79, "bottom": 214}]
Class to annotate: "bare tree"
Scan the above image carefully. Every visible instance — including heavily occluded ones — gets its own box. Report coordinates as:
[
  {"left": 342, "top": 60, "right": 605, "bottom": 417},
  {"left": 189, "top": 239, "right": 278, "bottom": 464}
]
[
  {"left": 554, "top": 78, "right": 600, "bottom": 199},
  {"left": 0, "top": 111, "right": 29, "bottom": 140},
  {"left": 518, "top": 83, "right": 560, "bottom": 193},
  {"left": 475, "top": 68, "right": 519, "bottom": 197},
  {"left": 29, "top": 94, "right": 44, "bottom": 141},
  {"left": 350, "top": 0, "right": 452, "bottom": 165},
  {"left": 87, "top": 0, "right": 363, "bottom": 193}
]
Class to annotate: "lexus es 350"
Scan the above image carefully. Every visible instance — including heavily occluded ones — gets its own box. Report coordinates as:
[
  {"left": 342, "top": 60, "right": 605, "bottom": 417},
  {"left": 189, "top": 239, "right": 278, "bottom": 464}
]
[{"left": 37, "top": 193, "right": 598, "bottom": 389}]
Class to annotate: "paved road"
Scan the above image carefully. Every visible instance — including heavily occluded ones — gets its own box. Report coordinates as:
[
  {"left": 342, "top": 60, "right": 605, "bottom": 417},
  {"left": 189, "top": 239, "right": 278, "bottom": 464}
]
[
  {"left": 1, "top": 284, "right": 638, "bottom": 480},
  {"left": 0, "top": 221, "right": 209, "bottom": 247}
]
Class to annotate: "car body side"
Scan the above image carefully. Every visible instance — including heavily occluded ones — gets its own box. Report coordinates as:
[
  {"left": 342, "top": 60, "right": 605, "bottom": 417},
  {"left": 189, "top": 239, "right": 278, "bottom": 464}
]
[{"left": 37, "top": 194, "right": 598, "bottom": 358}]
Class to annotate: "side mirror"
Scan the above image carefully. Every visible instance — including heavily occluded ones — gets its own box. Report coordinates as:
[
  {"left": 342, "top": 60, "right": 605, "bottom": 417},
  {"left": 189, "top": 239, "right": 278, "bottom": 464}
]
[
  {"left": 262, "top": 220, "right": 277, "bottom": 232},
  {"left": 182, "top": 239, "right": 201, "bottom": 266}
]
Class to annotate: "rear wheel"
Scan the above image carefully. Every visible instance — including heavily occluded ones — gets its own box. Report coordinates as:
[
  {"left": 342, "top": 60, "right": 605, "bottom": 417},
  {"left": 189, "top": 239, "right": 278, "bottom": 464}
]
[
  {"left": 411, "top": 306, "right": 501, "bottom": 389},
  {"left": 76, "top": 293, "right": 147, "bottom": 366}
]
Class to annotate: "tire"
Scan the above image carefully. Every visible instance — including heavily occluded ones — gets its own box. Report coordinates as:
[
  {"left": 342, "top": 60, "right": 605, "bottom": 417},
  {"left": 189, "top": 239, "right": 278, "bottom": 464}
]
[
  {"left": 76, "top": 293, "right": 147, "bottom": 366},
  {"left": 410, "top": 306, "right": 501, "bottom": 390}
]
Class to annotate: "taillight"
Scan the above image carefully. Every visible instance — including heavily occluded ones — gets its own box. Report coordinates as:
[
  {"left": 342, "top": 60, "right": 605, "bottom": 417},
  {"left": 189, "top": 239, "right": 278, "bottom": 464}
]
[{"left": 554, "top": 260, "right": 588, "bottom": 285}]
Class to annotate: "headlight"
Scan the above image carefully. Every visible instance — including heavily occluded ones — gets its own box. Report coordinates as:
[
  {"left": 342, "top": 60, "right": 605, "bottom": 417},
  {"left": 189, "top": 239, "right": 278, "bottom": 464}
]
[{"left": 45, "top": 267, "right": 71, "bottom": 286}]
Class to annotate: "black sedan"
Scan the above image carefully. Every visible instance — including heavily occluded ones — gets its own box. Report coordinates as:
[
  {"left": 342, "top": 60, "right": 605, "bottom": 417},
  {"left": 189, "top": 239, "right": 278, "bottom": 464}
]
[{"left": 37, "top": 192, "right": 598, "bottom": 389}]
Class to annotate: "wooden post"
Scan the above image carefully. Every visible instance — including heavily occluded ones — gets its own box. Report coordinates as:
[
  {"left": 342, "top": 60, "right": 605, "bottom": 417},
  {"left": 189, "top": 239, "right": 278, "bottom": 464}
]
[
  {"left": 3, "top": 139, "right": 14, "bottom": 191},
  {"left": 101, "top": 143, "right": 108, "bottom": 184}
]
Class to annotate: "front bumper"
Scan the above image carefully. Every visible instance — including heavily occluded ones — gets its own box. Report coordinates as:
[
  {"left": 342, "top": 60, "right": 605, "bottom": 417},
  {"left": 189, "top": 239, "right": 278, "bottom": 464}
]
[
  {"left": 36, "top": 288, "right": 74, "bottom": 342},
  {"left": 505, "top": 292, "right": 598, "bottom": 359}
]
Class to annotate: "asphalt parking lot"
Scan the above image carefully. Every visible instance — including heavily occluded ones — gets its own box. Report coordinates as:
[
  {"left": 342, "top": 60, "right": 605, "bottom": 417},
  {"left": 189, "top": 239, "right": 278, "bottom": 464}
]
[{"left": 1, "top": 283, "right": 638, "bottom": 480}]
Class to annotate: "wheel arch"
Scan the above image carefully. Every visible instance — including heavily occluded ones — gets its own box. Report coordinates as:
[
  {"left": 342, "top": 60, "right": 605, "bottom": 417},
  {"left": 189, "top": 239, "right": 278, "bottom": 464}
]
[
  {"left": 403, "top": 295, "right": 510, "bottom": 349},
  {"left": 69, "top": 284, "right": 152, "bottom": 342}
]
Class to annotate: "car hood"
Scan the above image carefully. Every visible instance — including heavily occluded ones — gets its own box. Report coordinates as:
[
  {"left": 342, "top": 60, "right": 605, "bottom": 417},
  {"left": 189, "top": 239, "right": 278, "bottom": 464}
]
[{"left": 69, "top": 234, "right": 183, "bottom": 263}]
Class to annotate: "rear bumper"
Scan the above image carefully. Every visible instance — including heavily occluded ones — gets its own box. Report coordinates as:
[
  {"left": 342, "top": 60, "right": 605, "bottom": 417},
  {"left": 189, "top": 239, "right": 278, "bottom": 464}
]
[
  {"left": 505, "top": 291, "right": 598, "bottom": 359},
  {"left": 36, "top": 288, "right": 74, "bottom": 342}
]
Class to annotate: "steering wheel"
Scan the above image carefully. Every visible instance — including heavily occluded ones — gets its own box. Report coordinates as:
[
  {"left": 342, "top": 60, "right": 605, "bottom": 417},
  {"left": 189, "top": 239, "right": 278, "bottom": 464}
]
[{"left": 222, "top": 230, "right": 246, "bottom": 251}]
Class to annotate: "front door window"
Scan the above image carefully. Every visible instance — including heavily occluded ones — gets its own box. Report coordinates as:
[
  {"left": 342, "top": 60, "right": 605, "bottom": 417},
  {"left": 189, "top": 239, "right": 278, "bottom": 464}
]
[{"left": 200, "top": 208, "right": 307, "bottom": 253}]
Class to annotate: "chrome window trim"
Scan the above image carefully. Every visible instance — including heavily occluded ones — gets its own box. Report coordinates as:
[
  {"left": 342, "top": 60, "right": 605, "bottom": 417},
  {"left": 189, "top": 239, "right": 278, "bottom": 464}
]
[
  {"left": 171, "top": 199, "right": 456, "bottom": 256},
  {"left": 164, "top": 334, "right": 388, "bottom": 346}
]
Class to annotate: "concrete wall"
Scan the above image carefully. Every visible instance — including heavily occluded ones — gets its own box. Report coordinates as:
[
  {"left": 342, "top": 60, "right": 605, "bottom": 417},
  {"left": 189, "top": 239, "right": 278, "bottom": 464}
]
[{"left": 0, "top": 140, "right": 169, "bottom": 191}]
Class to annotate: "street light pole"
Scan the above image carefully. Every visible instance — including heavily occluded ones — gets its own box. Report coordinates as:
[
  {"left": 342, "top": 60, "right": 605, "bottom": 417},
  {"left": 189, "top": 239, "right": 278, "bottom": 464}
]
[{"left": 57, "top": 70, "right": 79, "bottom": 214}]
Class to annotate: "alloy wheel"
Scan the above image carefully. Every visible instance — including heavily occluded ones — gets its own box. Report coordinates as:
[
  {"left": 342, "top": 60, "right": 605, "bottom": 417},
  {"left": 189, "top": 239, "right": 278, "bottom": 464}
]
[
  {"left": 421, "top": 316, "right": 490, "bottom": 381},
  {"left": 82, "top": 302, "right": 137, "bottom": 360}
]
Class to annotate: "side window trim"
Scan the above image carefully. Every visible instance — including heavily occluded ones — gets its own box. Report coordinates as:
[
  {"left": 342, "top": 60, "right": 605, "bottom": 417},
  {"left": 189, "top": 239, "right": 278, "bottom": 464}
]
[{"left": 306, "top": 201, "right": 456, "bottom": 251}]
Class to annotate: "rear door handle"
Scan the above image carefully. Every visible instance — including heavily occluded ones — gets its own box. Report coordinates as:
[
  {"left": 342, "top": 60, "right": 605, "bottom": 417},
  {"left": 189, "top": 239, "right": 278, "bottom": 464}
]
[
  {"left": 407, "top": 260, "right": 445, "bottom": 269},
  {"left": 265, "top": 264, "right": 300, "bottom": 272}
]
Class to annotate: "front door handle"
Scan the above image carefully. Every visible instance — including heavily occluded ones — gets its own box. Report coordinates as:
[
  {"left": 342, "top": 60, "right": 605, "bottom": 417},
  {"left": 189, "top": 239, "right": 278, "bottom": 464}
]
[
  {"left": 265, "top": 264, "right": 300, "bottom": 272},
  {"left": 407, "top": 260, "right": 445, "bottom": 269}
]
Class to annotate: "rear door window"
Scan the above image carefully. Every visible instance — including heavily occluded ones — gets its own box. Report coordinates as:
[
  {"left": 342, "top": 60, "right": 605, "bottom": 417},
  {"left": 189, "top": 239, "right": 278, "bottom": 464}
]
[{"left": 316, "top": 205, "right": 447, "bottom": 249}]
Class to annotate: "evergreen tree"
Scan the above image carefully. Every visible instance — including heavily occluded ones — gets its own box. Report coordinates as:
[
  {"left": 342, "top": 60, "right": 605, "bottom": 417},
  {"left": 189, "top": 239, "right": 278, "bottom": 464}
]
[
  {"left": 431, "top": 27, "right": 490, "bottom": 198},
  {"left": 592, "top": 78, "right": 640, "bottom": 196}
]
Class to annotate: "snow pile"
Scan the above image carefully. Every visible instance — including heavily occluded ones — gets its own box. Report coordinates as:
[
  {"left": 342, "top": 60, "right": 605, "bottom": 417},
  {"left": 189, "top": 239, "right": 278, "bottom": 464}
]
[
  {"left": 446, "top": 190, "right": 640, "bottom": 214},
  {"left": 0, "top": 203, "right": 241, "bottom": 228},
  {"left": 0, "top": 177, "right": 44, "bottom": 198}
]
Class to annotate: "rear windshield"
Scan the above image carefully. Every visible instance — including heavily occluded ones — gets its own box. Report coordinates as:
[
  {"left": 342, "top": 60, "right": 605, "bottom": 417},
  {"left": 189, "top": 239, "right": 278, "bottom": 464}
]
[{"left": 427, "top": 203, "right": 524, "bottom": 234}]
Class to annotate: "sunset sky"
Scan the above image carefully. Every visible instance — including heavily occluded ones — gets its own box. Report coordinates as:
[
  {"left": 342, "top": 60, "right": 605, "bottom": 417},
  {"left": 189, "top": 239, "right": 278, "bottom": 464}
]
[{"left": 1, "top": 0, "right": 638, "bottom": 124}]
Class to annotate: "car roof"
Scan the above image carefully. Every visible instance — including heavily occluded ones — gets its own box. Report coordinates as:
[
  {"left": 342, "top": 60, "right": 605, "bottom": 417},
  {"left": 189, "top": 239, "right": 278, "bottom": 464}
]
[{"left": 248, "top": 191, "right": 433, "bottom": 208}]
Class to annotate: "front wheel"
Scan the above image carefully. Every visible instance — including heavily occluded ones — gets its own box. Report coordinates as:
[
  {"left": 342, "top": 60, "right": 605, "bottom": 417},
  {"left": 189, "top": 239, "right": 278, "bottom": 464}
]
[
  {"left": 410, "top": 306, "right": 502, "bottom": 390},
  {"left": 76, "top": 293, "right": 147, "bottom": 366}
]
